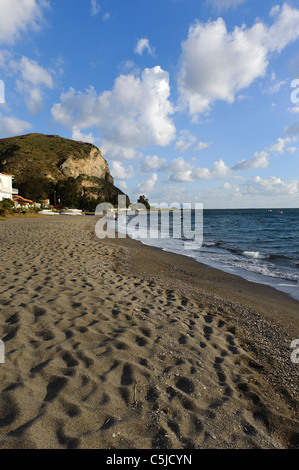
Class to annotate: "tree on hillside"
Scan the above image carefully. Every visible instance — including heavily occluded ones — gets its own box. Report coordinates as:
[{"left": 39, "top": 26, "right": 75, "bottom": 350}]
[
  {"left": 17, "top": 176, "right": 53, "bottom": 202},
  {"left": 55, "top": 177, "right": 81, "bottom": 208},
  {"left": 137, "top": 195, "right": 150, "bottom": 210},
  {"left": 78, "top": 196, "right": 99, "bottom": 212}
]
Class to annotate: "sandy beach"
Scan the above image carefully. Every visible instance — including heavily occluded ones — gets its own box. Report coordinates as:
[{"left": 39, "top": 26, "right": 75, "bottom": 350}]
[{"left": 0, "top": 215, "right": 298, "bottom": 449}]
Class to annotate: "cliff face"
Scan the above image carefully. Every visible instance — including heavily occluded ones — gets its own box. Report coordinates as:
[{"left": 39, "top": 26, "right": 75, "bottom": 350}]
[
  {"left": 0, "top": 133, "right": 126, "bottom": 205},
  {"left": 60, "top": 147, "right": 114, "bottom": 184},
  {"left": 0, "top": 133, "right": 113, "bottom": 182}
]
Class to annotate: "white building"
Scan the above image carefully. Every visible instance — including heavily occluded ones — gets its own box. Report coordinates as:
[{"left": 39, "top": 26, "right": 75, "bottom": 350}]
[{"left": 0, "top": 173, "right": 18, "bottom": 201}]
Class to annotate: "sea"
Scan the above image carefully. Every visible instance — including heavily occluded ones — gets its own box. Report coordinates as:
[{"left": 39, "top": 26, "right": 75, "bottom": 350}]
[{"left": 114, "top": 208, "right": 299, "bottom": 302}]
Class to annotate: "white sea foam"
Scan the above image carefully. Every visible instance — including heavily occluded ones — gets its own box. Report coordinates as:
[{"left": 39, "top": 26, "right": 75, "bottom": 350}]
[
  {"left": 111, "top": 209, "right": 299, "bottom": 301},
  {"left": 243, "top": 251, "right": 266, "bottom": 259}
]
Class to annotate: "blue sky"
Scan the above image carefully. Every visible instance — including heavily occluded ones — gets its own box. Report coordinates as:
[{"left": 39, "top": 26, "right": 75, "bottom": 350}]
[{"left": 1, "top": 0, "right": 299, "bottom": 208}]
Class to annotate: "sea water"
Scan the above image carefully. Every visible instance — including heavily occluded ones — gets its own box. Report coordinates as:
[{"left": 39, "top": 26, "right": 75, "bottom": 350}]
[{"left": 115, "top": 208, "right": 299, "bottom": 302}]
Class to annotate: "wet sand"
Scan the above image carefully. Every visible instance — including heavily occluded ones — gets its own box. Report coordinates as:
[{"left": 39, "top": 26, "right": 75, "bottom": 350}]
[{"left": 0, "top": 216, "right": 298, "bottom": 449}]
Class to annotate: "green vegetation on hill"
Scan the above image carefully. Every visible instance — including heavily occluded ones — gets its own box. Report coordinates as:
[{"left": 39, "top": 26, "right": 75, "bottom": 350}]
[
  {"left": 0, "top": 133, "right": 99, "bottom": 179},
  {"left": 0, "top": 133, "right": 130, "bottom": 209}
]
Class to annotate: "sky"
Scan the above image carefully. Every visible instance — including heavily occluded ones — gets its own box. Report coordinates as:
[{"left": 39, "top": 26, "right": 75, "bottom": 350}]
[{"left": 0, "top": 0, "right": 299, "bottom": 208}]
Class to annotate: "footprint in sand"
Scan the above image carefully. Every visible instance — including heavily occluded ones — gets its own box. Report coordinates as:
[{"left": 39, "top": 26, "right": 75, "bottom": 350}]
[
  {"left": 43, "top": 376, "right": 68, "bottom": 404},
  {"left": 121, "top": 364, "right": 134, "bottom": 386}
]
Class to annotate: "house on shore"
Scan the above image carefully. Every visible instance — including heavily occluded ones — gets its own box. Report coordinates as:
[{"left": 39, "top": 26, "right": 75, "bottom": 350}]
[
  {"left": 0, "top": 173, "right": 18, "bottom": 201},
  {"left": 0, "top": 173, "right": 40, "bottom": 209},
  {"left": 13, "top": 195, "right": 41, "bottom": 210}
]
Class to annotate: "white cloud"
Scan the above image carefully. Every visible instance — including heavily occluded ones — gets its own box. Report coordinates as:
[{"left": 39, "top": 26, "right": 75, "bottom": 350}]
[
  {"left": 266, "top": 72, "right": 286, "bottom": 94},
  {"left": 213, "top": 175, "right": 299, "bottom": 207},
  {"left": 17, "top": 56, "right": 53, "bottom": 87},
  {"left": 270, "top": 5, "right": 281, "bottom": 18},
  {"left": 0, "top": 115, "right": 31, "bottom": 137},
  {"left": 166, "top": 158, "right": 188, "bottom": 173},
  {"left": 178, "top": 4, "right": 299, "bottom": 118},
  {"left": 206, "top": 0, "right": 246, "bottom": 12},
  {"left": 51, "top": 66, "right": 176, "bottom": 161},
  {"left": 16, "top": 82, "right": 44, "bottom": 114},
  {"left": 141, "top": 155, "right": 166, "bottom": 172},
  {"left": 90, "top": 0, "right": 101, "bottom": 16},
  {"left": 168, "top": 169, "right": 194, "bottom": 183},
  {"left": 203, "top": 176, "right": 299, "bottom": 208},
  {"left": 102, "top": 12, "right": 111, "bottom": 21},
  {"left": 234, "top": 176, "right": 298, "bottom": 197},
  {"left": 11, "top": 56, "right": 53, "bottom": 114},
  {"left": 137, "top": 173, "right": 158, "bottom": 195},
  {"left": 0, "top": 54, "right": 54, "bottom": 114},
  {"left": 192, "top": 159, "right": 231, "bottom": 181},
  {"left": 0, "top": 0, "right": 48, "bottom": 45},
  {"left": 118, "top": 181, "right": 128, "bottom": 191},
  {"left": 166, "top": 157, "right": 193, "bottom": 175},
  {"left": 232, "top": 137, "right": 297, "bottom": 172},
  {"left": 155, "top": 134, "right": 297, "bottom": 184},
  {"left": 264, "top": 4, "right": 299, "bottom": 54},
  {"left": 285, "top": 122, "right": 299, "bottom": 136},
  {"left": 267, "top": 136, "right": 297, "bottom": 153},
  {"left": 195, "top": 141, "right": 210, "bottom": 152},
  {"left": 118, "top": 60, "right": 140, "bottom": 76},
  {"left": 174, "top": 132, "right": 210, "bottom": 154},
  {"left": 100, "top": 140, "right": 143, "bottom": 161},
  {"left": 175, "top": 130, "right": 196, "bottom": 152},
  {"left": 0, "top": 50, "right": 12, "bottom": 68},
  {"left": 165, "top": 157, "right": 231, "bottom": 182},
  {"left": 110, "top": 162, "right": 135, "bottom": 180},
  {"left": 288, "top": 106, "right": 299, "bottom": 114},
  {"left": 134, "top": 38, "right": 155, "bottom": 57},
  {"left": 232, "top": 151, "right": 270, "bottom": 171},
  {"left": 72, "top": 126, "right": 96, "bottom": 144},
  {"left": 178, "top": 18, "right": 268, "bottom": 116}
]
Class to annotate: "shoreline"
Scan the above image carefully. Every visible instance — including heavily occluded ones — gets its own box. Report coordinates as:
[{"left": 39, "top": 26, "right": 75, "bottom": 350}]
[
  {"left": 0, "top": 216, "right": 298, "bottom": 449},
  {"left": 104, "top": 227, "right": 299, "bottom": 386},
  {"left": 114, "top": 208, "right": 299, "bottom": 303},
  {"left": 104, "top": 228, "right": 299, "bottom": 326}
]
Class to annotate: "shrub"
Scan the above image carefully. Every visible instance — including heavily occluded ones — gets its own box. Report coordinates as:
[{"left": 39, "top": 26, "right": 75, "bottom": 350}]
[
  {"left": 0, "top": 207, "right": 7, "bottom": 218},
  {"left": 0, "top": 198, "right": 15, "bottom": 214}
]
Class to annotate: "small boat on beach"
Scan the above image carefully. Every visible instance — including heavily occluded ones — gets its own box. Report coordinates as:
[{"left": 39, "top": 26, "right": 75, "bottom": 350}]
[
  {"left": 38, "top": 210, "right": 60, "bottom": 216},
  {"left": 59, "top": 211, "right": 83, "bottom": 216}
]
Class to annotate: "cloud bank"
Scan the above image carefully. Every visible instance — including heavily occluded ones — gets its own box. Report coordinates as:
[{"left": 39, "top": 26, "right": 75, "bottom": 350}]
[
  {"left": 0, "top": 0, "right": 48, "bottom": 45},
  {"left": 178, "top": 3, "right": 299, "bottom": 118},
  {"left": 52, "top": 66, "right": 176, "bottom": 161}
]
